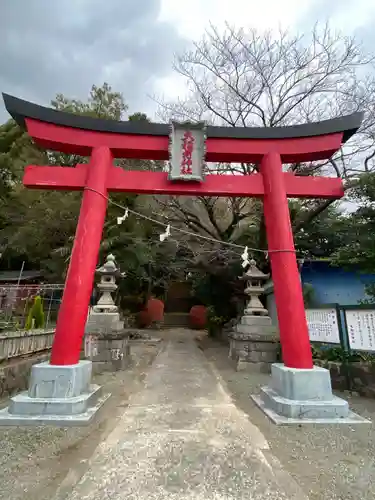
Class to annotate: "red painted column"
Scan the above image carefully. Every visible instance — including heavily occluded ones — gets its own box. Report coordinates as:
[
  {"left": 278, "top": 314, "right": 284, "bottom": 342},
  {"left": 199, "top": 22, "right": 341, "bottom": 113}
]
[
  {"left": 261, "top": 152, "right": 313, "bottom": 369},
  {"left": 50, "top": 146, "right": 112, "bottom": 365}
]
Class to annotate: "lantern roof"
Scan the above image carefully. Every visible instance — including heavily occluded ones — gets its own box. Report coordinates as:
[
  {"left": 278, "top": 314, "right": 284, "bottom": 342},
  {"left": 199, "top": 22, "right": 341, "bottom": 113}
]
[
  {"left": 96, "top": 254, "right": 120, "bottom": 276},
  {"left": 241, "top": 259, "right": 269, "bottom": 281}
]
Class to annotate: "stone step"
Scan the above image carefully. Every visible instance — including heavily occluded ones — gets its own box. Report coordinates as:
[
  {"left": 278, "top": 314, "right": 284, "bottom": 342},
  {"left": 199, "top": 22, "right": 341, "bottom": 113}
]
[
  {"left": 235, "top": 324, "right": 278, "bottom": 336},
  {"left": 241, "top": 315, "right": 273, "bottom": 326},
  {"left": 259, "top": 386, "right": 349, "bottom": 419},
  {"left": 0, "top": 390, "right": 110, "bottom": 426},
  {"left": 9, "top": 384, "right": 103, "bottom": 416},
  {"left": 163, "top": 313, "right": 190, "bottom": 327}
]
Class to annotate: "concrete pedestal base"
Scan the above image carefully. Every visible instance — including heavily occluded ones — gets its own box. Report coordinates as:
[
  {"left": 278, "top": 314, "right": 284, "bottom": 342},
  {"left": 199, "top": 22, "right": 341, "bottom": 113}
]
[
  {"left": 252, "top": 363, "right": 370, "bottom": 425},
  {"left": 0, "top": 360, "right": 109, "bottom": 426},
  {"left": 85, "top": 331, "right": 131, "bottom": 374},
  {"left": 229, "top": 316, "right": 279, "bottom": 373}
]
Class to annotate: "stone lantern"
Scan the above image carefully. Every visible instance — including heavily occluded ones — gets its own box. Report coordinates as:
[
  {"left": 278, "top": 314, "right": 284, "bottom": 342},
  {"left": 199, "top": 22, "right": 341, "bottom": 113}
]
[
  {"left": 85, "top": 254, "right": 130, "bottom": 373},
  {"left": 92, "top": 254, "right": 121, "bottom": 315},
  {"left": 229, "top": 259, "right": 279, "bottom": 373},
  {"left": 241, "top": 259, "right": 269, "bottom": 316}
]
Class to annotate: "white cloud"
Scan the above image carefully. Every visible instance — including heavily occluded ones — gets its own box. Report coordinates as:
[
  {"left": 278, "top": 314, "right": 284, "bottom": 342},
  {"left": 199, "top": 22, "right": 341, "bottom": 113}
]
[
  {"left": 159, "top": 0, "right": 313, "bottom": 38},
  {"left": 0, "top": 0, "right": 186, "bottom": 122},
  {"left": 300, "top": 0, "right": 375, "bottom": 33},
  {"left": 154, "top": 0, "right": 316, "bottom": 118},
  {"left": 2, "top": 0, "right": 375, "bottom": 122},
  {"left": 153, "top": 0, "right": 375, "bottom": 120}
]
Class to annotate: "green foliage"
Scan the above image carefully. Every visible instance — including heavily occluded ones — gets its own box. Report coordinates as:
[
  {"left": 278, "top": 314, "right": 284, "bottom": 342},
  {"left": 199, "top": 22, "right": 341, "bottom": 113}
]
[
  {"left": 51, "top": 82, "right": 127, "bottom": 121},
  {"left": 294, "top": 205, "right": 349, "bottom": 259},
  {"left": 49, "top": 83, "right": 128, "bottom": 169},
  {"left": 0, "top": 311, "right": 19, "bottom": 332},
  {"left": 25, "top": 295, "right": 45, "bottom": 330},
  {"left": 0, "top": 119, "right": 47, "bottom": 202},
  {"left": 1, "top": 77, "right": 370, "bottom": 322},
  {"left": 190, "top": 258, "right": 244, "bottom": 328},
  {"left": 0, "top": 83, "right": 166, "bottom": 281},
  {"left": 361, "top": 284, "right": 375, "bottom": 304},
  {"left": 311, "top": 345, "right": 347, "bottom": 362},
  {"left": 111, "top": 227, "right": 194, "bottom": 312},
  {"left": 302, "top": 283, "right": 316, "bottom": 307},
  {"left": 159, "top": 198, "right": 349, "bottom": 333},
  {"left": 332, "top": 173, "right": 375, "bottom": 274},
  {"left": 206, "top": 306, "right": 227, "bottom": 337},
  {"left": 311, "top": 344, "right": 375, "bottom": 364}
]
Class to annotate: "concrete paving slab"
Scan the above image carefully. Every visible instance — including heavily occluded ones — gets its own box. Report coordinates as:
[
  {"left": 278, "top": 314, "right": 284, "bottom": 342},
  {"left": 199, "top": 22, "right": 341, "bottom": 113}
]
[{"left": 62, "top": 338, "right": 309, "bottom": 499}]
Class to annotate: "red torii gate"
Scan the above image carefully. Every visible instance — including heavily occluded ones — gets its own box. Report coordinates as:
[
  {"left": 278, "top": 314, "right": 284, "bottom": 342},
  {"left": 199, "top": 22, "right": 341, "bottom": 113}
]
[{"left": 3, "top": 94, "right": 363, "bottom": 370}]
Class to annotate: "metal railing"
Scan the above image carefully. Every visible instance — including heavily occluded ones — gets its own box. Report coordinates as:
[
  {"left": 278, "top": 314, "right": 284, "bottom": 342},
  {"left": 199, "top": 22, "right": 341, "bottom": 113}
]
[{"left": 0, "top": 284, "right": 64, "bottom": 333}]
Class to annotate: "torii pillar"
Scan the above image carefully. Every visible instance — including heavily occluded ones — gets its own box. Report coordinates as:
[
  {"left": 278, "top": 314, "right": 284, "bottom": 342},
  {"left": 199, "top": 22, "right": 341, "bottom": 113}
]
[{"left": 0, "top": 93, "right": 367, "bottom": 426}]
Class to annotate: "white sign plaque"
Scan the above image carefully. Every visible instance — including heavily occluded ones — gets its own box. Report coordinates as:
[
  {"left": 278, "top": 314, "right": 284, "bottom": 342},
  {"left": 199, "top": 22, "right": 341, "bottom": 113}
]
[
  {"left": 168, "top": 121, "right": 206, "bottom": 182},
  {"left": 306, "top": 308, "right": 340, "bottom": 344},
  {"left": 345, "top": 309, "right": 375, "bottom": 352}
]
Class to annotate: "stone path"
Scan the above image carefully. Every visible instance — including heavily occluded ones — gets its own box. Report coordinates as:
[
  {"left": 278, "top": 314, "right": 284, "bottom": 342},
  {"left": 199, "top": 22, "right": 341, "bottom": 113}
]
[
  {"left": 63, "top": 335, "right": 308, "bottom": 500},
  {"left": 201, "top": 337, "right": 375, "bottom": 500}
]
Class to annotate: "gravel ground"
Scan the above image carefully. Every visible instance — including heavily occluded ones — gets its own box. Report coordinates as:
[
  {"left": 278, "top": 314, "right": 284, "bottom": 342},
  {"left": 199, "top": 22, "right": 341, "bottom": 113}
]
[
  {"left": 2, "top": 330, "right": 373, "bottom": 500},
  {"left": 200, "top": 337, "right": 375, "bottom": 500},
  {"left": 0, "top": 342, "right": 161, "bottom": 500}
]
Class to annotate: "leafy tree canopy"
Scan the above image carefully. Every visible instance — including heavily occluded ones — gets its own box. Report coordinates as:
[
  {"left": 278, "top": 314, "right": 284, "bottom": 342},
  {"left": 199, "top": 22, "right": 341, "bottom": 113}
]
[
  {"left": 332, "top": 174, "right": 375, "bottom": 274},
  {"left": 0, "top": 83, "right": 169, "bottom": 287}
]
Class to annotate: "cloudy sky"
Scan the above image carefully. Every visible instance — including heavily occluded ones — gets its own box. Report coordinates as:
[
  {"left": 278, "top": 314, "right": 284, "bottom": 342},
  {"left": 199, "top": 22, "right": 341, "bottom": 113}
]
[{"left": 1, "top": 0, "right": 375, "bottom": 123}]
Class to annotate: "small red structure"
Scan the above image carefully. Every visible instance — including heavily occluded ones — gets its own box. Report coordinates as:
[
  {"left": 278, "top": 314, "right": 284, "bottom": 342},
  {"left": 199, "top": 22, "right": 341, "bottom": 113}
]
[
  {"left": 2, "top": 93, "right": 363, "bottom": 370},
  {"left": 146, "top": 298, "right": 165, "bottom": 325},
  {"left": 189, "top": 305, "right": 207, "bottom": 330}
]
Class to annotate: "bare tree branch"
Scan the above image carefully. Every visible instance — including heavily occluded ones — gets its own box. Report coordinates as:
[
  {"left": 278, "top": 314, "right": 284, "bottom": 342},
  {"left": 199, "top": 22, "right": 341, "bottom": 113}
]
[{"left": 154, "top": 22, "right": 375, "bottom": 248}]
